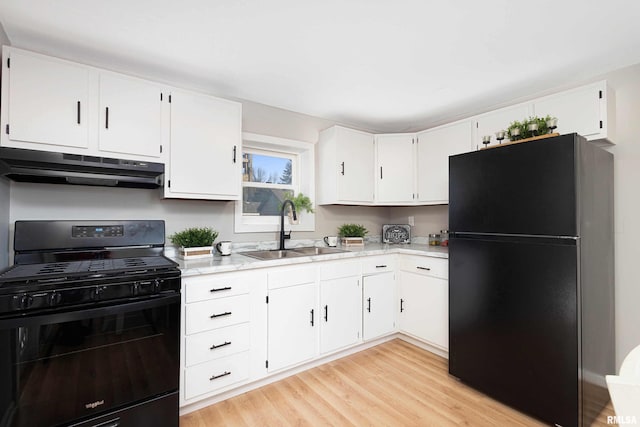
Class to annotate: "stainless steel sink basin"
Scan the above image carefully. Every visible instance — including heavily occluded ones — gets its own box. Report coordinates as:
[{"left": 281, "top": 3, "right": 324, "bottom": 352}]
[
  {"left": 291, "top": 246, "right": 348, "bottom": 255},
  {"left": 241, "top": 246, "right": 347, "bottom": 260},
  {"left": 241, "top": 249, "right": 305, "bottom": 260}
]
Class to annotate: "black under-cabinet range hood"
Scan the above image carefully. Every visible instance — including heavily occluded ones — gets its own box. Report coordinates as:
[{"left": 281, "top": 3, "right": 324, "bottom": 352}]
[{"left": 0, "top": 147, "right": 164, "bottom": 188}]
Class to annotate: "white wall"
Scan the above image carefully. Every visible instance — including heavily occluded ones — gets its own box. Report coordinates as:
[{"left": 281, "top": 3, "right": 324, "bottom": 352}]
[{"left": 603, "top": 63, "right": 640, "bottom": 369}]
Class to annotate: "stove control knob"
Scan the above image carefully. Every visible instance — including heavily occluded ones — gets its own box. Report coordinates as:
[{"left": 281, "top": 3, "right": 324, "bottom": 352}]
[
  {"left": 48, "top": 292, "right": 62, "bottom": 307},
  {"left": 19, "top": 294, "right": 34, "bottom": 310},
  {"left": 153, "top": 279, "right": 161, "bottom": 292}
]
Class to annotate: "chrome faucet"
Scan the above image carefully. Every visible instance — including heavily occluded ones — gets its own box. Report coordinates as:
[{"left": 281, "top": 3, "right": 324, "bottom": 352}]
[{"left": 279, "top": 200, "right": 297, "bottom": 250}]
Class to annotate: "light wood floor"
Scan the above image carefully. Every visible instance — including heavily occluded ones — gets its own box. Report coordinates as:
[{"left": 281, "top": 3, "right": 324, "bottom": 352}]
[{"left": 181, "top": 339, "right": 616, "bottom": 426}]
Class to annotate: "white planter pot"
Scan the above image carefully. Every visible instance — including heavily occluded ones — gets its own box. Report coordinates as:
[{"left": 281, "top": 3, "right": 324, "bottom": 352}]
[{"left": 178, "top": 246, "right": 214, "bottom": 259}]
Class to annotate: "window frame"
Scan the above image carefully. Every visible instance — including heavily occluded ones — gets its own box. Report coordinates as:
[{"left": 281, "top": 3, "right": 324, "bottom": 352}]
[{"left": 234, "top": 132, "right": 315, "bottom": 233}]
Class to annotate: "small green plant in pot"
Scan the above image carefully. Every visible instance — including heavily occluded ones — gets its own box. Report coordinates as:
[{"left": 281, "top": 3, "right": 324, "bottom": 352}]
[
  {"left": 507, "top": 115, "right": 553, "bottom": 141},
  {"left": 337, "top": 223, "right": 368, "bottom": 246},
  {"left": 170, "top": 227, "right": 219, "bottom": 259}
]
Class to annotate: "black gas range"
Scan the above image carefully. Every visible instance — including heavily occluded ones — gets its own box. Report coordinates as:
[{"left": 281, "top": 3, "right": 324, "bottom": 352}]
[{"left": 0, "top": 220, "right": 181, "bottom": 427}]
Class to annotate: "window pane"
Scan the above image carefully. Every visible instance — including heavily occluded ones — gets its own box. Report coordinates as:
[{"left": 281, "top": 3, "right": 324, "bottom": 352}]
[
  {"left": 243, "top": 188, "right": 292, "bottom": 216},
  {"left": 242, "top": 152, "right": 292, "bottom": 184}
]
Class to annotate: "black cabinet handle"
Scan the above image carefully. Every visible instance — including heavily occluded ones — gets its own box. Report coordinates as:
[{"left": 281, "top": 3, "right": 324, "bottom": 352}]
[
  {"left": 367, "top": 297, "right": 371, "bottom": 313},
  {"left": 417, "top": 266, "right": 431, "bottom": 271},
  {"left": 210, "top": 311, "right": 232, "bottom": 319},
  {"left": 310, "top": 309, "right": 315, "bottom": 326},
  {"left": 400, "top": 298, "right": 405, "bottom": 312},
  {"left": 210, "top": 286, "right": 232, "bottom": 293},
  {"left": 210, "top": 371, "right": 231, "bottom": 381},
  {"left": 375, "top": 265, "right": 387, "bottom": 268},
  {"left": 105, "top": 107, "right": 109, "bottom": 129},
  {"left": 232, "top": 145, "right": 237, "bottom": 163},
  {"left": 324, "top": 305, "right": 328, "bottom": 322},
  {"left": 210, "top": 341, "right": 232, "bottom": 350},
  {"left": 341, "top": 162, "right": 345, "bottom": 175},
  {"left": 380, "top": 166, "right": 383, "bottom": 179},
  {"left": 77, "top": 101, "right": 81, "bottom": 124}
]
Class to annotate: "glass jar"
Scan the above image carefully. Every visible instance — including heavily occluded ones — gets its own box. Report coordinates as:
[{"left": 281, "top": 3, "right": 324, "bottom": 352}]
[
  {"left": 440, "top": 229, "right": 449, "bottom": 247},
  {"left": 429, "top": 233, "right": 441, "bottom": 246}
]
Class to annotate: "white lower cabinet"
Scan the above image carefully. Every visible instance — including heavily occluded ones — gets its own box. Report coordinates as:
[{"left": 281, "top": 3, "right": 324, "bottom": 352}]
[
  {"left": 398, "top": 256, "right": 449, "bottom": 350},
  {"left": 363, "top": 271, "right": 396, "bottom": 341},
  {"left": 180, "top": 252, "right": 449, "bottom": 409},
  {"left": 319, "top": 260, "right": 362, "bottom": 354},
  {"left": 267, "top": 281, "right": 318, "bottom": 372},
  {"left": 182, "top": 270, "right": 267, "bottom": 404}
]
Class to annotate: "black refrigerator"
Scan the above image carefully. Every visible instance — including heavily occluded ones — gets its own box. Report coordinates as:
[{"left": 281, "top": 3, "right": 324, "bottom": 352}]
[{"left": 448, "top": 133, "right": 614, "bottom": 427}]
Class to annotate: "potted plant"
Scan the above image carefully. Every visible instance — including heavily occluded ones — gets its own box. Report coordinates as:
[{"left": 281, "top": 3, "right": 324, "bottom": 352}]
[
  {"left": 507, "top": 115, "right": 553, "bottom": 141},
  {"left": 170, "top": 227, "right": 219, "bottom": 259},
  {"left": 337, "top": 223, "right": 368, "bottom": 246},
  {"left": 283, "top": 191, "right": 314, "bottom": 225}
]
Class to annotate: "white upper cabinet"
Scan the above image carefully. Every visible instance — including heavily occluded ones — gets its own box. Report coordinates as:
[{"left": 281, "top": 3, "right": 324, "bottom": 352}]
[
  {"left": 533, "top": 81, "right": 615, "bottom": 142},
  {"left": 474, "top": 103, "right": 532, "bottom": 150},
  {"left": 317, "top": 126, "right": 374, "bottom": 205},
  {"left": 165, "top": 89, "right": 242, "bottom": 200},
  {"left": 375, "top": 133, "right": 415, "bottom": 203},
  {"left": 416, "top": 121, "right": 473, "bottom": 204},
  {"left": 98, "top": 73, "right": 164, "bottom": 158},
  {"left": 2, "top": 48, "right": 90, "bottom": 150}
]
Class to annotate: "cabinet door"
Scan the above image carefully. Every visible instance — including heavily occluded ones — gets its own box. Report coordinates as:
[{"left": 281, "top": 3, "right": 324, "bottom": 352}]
[
  {"left": 533, "top": 83, "right": 602, "bottom": 139},
  {"left": 98, "top": 73, "right": 164, "bottom": 158},
  {"left": 416, "top": 121, "right": 473, "bottom": 204},
  {"left": 474, "top": 103, "right": 531, "bottom": 149},
  {"left": 267, "top": 283, "right": 317, "bottom": 372},
  {"left": 363, "top": 272, "right": 396, "bottom": 340},
  {"left": 320, "top": 276, "right": 362, "bottom": 354},
  {"left": 5, "top": 50, "right": 89, "bottom": 149},
  {"left": 398, "top": 271, "right": 448, "bottom": 349},
  {"left": 166, "top": 90, "right": 242, "bottom": 199},
  {"left": 376, "top": 134, "right": 415, "bottom": 203},
  {"left": 336, "top": 127, "right": 374, "bottom": 202}
]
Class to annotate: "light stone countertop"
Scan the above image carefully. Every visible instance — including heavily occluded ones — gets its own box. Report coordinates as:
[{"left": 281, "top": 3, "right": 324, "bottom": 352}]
[{"left": 172, "top": 243, "right": 448, "bottom": 277}]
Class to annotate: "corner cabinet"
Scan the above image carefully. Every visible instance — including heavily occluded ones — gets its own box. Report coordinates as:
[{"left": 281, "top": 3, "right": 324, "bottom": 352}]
[
  {"left": 416, "top": 121, "right": 473, "bottom": 204},
  {"left": 375, "top": 133, "right": 416, "bottom": 204},
  {"left": 164, "top": 90, "right": 242, "bottom": 200},
  {"left": 317, "top": 126, "right": 375, "bottom": 205}
]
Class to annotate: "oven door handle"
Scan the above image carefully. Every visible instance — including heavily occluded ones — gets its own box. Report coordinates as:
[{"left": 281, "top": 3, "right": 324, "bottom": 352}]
[{"left": 0, "top": 294, "right": 181, "bottom": 328}]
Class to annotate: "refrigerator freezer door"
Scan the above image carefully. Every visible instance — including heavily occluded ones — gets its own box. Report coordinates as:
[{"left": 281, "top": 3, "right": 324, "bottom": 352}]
[
  {"left": 449, "top": 134, "right": 577, "bottom": 237},
  {"left": 449, "top": 235, "right": 578, "bottom": 427}
]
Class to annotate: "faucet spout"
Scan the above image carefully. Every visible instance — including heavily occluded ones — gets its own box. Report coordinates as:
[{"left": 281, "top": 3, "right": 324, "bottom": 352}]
[{"left": 279, "top": 200, "right": 297, "bottom": 250}]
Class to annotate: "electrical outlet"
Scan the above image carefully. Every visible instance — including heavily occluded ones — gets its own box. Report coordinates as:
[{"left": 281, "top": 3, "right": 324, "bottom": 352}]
[{"left": 408, "top": 216, "right": 415, "bottom": 226}]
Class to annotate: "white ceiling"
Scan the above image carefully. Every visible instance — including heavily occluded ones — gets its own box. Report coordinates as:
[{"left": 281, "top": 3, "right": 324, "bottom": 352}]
[{"left": 1, "top": 0, "right": 639, "bottom": 133}]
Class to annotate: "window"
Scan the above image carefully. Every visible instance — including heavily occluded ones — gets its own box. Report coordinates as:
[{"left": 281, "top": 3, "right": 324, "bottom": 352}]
[
  {"left": 235, "top": 133, "right": 315, "bottom": 233},
  {"left": 242, "top": 150, "right": 295, "bottom": 217}
]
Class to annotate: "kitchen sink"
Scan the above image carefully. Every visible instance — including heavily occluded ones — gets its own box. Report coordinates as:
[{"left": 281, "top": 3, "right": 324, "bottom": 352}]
[
  {"left": 241, "top": 249, "right": 305, "bottom": 260},
  {"left": 241, "top": 246, "right": 347, "bottom": 260},
  {"left": 290, "top": 246, "right": 348, "bottom": 255}
]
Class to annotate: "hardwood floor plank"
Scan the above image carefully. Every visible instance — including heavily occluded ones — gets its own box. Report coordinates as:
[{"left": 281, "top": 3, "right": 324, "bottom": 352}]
[{"left": 180, "top": 339, "right": 616, "bottom": 427}]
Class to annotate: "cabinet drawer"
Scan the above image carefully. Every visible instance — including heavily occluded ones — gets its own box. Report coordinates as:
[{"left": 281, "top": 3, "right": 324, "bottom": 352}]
[
  {"left": 184, "top": 351, "right": 249, "bottom": 400},
  {"left": 399, "top": 255, "right": 448, "bottom": 279},
  {"left": 185, "top": 271, "right": 261, "bottom": 303},
  {"left": 268, "top": 265, "right": 317, "bottom": 289},
  {"left": 185, "top": 294, "right": 251, "bottom": 335},
  {"left": 185, "top": 323, "right": 251, "bottom": 367},
  {"left": 361, "top": 255, "right": 396, "bottom": 275},
  {"left": 320, "top": 259, "right": 361, "bottom": 280}
]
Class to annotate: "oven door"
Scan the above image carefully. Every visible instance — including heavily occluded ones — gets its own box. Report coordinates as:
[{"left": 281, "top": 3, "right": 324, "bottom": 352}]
[{"left": 0, "top": 294, "right": 180, "bottom": 427}]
